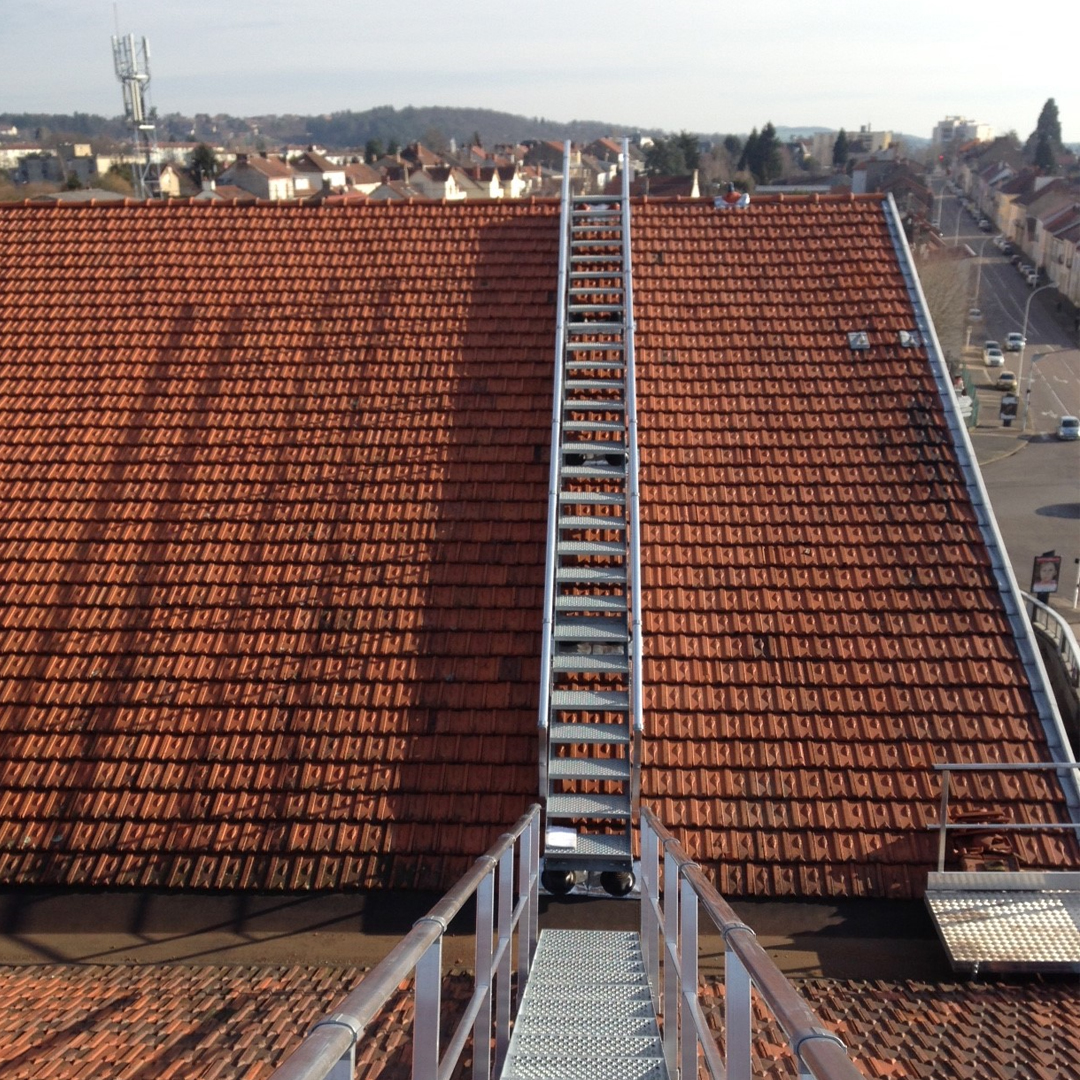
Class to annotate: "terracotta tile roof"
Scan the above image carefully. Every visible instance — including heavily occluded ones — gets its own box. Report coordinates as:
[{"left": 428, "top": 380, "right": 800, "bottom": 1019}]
[
  {"left": 0, "top": 198, "right": 558, "bottom": 893},
  {"left": 0, "top": 195, "right": 1071, "bottom": 899},
  {"left": 629, "top": 196, "right": 1073, "bottom": 896},
  {"left": 0, "top": 963, "right": 1075, "bottom": 1080},
  {"left": 702, "top": 976, "right": 1080, "bottom": 1080}
]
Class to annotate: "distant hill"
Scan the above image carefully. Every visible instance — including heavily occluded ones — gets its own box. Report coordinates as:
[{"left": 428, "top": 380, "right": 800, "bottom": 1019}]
[{"left": 0, "top": 107, "right": 931, "bottom": 154}]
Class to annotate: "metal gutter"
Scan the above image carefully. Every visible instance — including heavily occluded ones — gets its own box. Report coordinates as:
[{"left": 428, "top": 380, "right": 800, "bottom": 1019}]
[{"left": 883, "top": 193, "right": 1080, "bottom": 814}]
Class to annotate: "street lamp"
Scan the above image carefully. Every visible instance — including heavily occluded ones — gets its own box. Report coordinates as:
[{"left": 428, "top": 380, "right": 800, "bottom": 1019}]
[{"left": 1018, "top": 282, "right": 1055, "bottom": 432}]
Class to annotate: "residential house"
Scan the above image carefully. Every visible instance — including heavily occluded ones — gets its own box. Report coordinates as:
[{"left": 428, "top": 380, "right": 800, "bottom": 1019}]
[
  {"left": 0, "top": 194, "right": 1076, "bottom": 1077},
  {"left": 407, "top": 166, "right": 467, "bottom": 201},
  {"left": 1037, "top": 202, "right": 1080, "bottom": 292},
  {"left": 0, "top": 143, "right": 43, "bottom": 172},
  {"left": 343, "top": 161, "right": 382, "bottom": 195},
  {"left": 364, "top": 179, "right": 421, "bottom": 200},
  {"left": 1015, "top": 179, "right": 1075, "bottom": 268},
  {"left": 292, "top": 150, "right": 347, "bottom": 194},
  {"left": 216, "top": 153, "right": 296, "bottom": 200}
]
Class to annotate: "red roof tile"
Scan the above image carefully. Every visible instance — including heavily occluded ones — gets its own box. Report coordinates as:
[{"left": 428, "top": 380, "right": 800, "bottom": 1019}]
[
  {"left": 0, "top": 964, "right": 1075, "bottom": 1080},
  {"left": 0, "top": 195, "right": 1071, "bottom": 898}
]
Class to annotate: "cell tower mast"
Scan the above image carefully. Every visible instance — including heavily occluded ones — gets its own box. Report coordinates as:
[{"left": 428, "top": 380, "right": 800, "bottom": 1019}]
[{"left": 112, "top": 33, "right": 161, "bottom": 199}]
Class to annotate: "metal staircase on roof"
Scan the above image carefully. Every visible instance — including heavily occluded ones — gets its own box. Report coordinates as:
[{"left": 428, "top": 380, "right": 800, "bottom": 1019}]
[{"left": 537, "top": 140, "right": 643, "bottom": 896}]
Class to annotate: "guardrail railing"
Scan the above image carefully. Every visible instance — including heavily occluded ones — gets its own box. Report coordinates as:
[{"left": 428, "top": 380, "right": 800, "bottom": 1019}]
[
  {"left": 268, "top": 805, "right": 541, "bottom": 1080},
  {"left": 932, "top": 762, "right": 1080, "bottom": 872},
  {"left": 1022, "top": 590, "right": 1080, "bottom": 690},
  {"left": 639, "top": 807, "right": 865, "bottom": 1080}
]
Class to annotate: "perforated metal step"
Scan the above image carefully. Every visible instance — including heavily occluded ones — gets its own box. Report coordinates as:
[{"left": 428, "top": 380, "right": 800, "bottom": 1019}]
[{"left": 500, "top": 931, "right": 668, "bottom": 1080}]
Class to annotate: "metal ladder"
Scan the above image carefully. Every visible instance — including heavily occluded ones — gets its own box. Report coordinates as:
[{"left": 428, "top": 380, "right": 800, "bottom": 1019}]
[{"left": 538, "top": 141, "right": 643, "bottom": 895}]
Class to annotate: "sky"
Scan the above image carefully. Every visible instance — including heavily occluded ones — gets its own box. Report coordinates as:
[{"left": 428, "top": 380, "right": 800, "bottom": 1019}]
[{"left": 2, "top": 0, "right": 1077, "bottom": 143}]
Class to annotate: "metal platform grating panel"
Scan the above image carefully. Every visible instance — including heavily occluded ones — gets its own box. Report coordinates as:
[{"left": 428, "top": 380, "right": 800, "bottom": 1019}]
[
  {"left": 926, "top": 871, "right": 1080, "bottom": 972},
  {"left": 500, "top": 930, "right": 668, "bottom": 1080}
]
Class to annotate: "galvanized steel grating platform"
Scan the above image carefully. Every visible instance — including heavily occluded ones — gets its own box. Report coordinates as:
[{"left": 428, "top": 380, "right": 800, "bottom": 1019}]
[
  {"left": 925, "top": 871, "right": 1080, "bottom": 973},
  {"left": 500, "top": 930, "right": 669, "bottom": 1080}
]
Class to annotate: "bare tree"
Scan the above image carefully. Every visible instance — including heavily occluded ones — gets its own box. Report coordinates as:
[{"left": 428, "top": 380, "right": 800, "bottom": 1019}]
[{"left": 913, "top": 248, "right": 973, "bottom": 376}]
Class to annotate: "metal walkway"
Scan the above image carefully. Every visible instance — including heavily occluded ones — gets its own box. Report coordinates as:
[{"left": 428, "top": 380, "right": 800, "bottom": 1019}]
[
  {"left": 537, "top": 141, "right": 643, "bottom": 893},
  {"left": 500, "top": 930, "right": 669, "bottom": 1080},
  {"left": 926, "top": 871, "right": 1080, "bottom": 973}
]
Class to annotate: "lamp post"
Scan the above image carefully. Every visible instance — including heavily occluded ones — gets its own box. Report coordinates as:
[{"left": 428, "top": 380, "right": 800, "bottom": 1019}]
[{"left": 1018, "top": 282, "right": 1054, "bottom": 432}]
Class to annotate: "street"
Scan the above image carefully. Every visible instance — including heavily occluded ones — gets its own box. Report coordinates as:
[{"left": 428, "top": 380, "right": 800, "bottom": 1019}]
[{"left": 931, "top": 176, "right": 1080, "bottom": 622}]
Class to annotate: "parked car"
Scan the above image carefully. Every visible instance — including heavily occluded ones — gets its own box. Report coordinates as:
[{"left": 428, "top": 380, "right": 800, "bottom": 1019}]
[
  {"left": 978, "top": 218, "right": 992, "bottom": 232},
  {"left": 1001, "top": 242, "right": 1013, "bottom": 255},
  {"left": 982, "top": 340, "right": 1001, "bottom": 361},
  {"left": 1010, "top": 253, "right": 1022, "bottom": 265},
  {"left": 1019, "top": 263, "right": 1033, "bottom": 277},
  {"left": 984, "top": 347, "right": 1005, "bottom": 367},
  {"left": 1057, "top": 416, "right": 1080, "bottom": 441},
  {"left": 1026, "top": 271, "right": 1039, "bottom": 287},
  {"left": 995, "top": 372, "right": 1018, "bottom": 391},
  {"left": 1005, "top": 332, "right": 1025, "bottom": 351}
]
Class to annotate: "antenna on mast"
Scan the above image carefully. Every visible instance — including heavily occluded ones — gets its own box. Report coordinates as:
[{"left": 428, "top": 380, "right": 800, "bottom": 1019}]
[{"left": 112, "top": 30, "right": 161, "bottom": 199}]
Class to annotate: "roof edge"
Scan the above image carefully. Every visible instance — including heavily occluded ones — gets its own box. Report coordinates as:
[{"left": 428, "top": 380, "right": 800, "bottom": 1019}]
[{"left": 882, "top": 192, "right": 1080, "bottom": 816}]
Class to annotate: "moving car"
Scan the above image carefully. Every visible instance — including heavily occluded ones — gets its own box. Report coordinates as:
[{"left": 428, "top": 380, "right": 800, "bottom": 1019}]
[
  {"left": 995, "top": 372, "right": 1018, "bottom": 391},
  {"left": 968, "top": 307, "right": 983, "bottom": 321},
  {"left": 982, "top": 340, "right": 1001, "bottom": 362},
  {"left": 984, "top": 347, "right": 1005, "bottom": 367},
  {"left": 1005, "top": 332, "right": 1025, "bottom": 351},
  {"left": 1057, "top": 416, "right": 1080, "bottom": 441}
]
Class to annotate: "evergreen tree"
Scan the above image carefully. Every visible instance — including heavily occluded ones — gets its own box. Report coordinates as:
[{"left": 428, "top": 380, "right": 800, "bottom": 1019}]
[
  {"left": 364, "top": 138, "right": 383, "bottom": 163},
  {"left": 1034, "top": 135, "right": 1057, "bottom": 174},
  {"left": 644, "top": 136, "right": 687, "bottom": 175},
  {"left": 738, "top": 128, "right": 759, "bottom": 173},
  {"left": 757, "top": 123, "right": 781, "bottom": 183},
  {"left": 1033, "top": 98, "right": 1063, "bottom": 150},
  {"left": 832, "top": 128, "right": 849, "bottom": 168},
  {"left": 190, "top": 143, "right": 219, "bottom": 183},
  {"left": 675, "top": 131, "right": 700, "bottom": 172},
  {"left": 722, "top": 134, "right": 742, "bottom": 158}
]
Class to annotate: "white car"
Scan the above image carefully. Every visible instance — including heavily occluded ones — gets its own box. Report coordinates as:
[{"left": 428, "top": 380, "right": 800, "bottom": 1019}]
[
  {"left": 1057, "top": 416, "right": 1080, "bottom": 441},
  {"left": 1005, "top": 333, "right": 1025, "bottom": 351},
  {"left": 982, "top": 340, "right": 1001, "bottom": 362},
  {"left": 984, "top": 347, "right": 1005, "bottom": 367}
]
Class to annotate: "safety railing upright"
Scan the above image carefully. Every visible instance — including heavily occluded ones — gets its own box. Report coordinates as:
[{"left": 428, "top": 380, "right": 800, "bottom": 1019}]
[
  {"left": 269, "top": 805, "right": 541, "bottom": 1080},
  {"left": 639, "top": 808, "right": 865, "bottom": 1080}
]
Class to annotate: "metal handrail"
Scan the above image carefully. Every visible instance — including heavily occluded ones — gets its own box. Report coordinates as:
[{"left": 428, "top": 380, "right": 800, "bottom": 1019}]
[
  {"left": 536, "top": 143, "right": 574, "bottom": 808},
  {"left": 1021, "top": 591, "right": 1080, "bottom": 688},
  {"left": 269, "top": 805, "right": 541, "bottom": 1080},
  {"left": 621, "top": 137, "right": 645, "bottom": 817},
  {"left": 932, "top": 762, "right": 1080, "bottom": 872},
  {"left": 640, "top": 807, "right": 865, "bottom": 1080}
]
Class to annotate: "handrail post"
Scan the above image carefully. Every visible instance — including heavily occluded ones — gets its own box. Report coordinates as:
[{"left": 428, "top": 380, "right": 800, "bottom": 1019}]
[
  {"left": 937, "top": 767, "right": 952, "bottom": 873},
  {"left": 413, "top": 937, "right": 442, "bottom": 1080},
  {"left": 516, "top": 816, "right": 535, "bottom": 1009},
  {"left": 662, "top": 845, "right": 679, "bottom": 1075},
  {"left": 472, "top": 873, "right": 495, "bottom": 1080},
  {"left": 641, "top": 817, "right": 660, "bottom": 1013},
  {"left": 725, "top": 931, "right": 752, "bottom": 1080},
  {"left": 679, "top": 873, "right": 699, "bottom": 1080},
  {"left": 494, "top": 845, "right": 514, "bottom": 1074}
]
